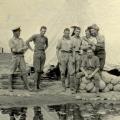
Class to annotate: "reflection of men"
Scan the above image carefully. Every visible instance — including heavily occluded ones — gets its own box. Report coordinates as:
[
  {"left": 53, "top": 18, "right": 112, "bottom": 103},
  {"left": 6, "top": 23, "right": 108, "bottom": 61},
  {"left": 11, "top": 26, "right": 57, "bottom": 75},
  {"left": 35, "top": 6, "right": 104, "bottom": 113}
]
[
  {"left": 88, "top": 24, "right": 106, "bottom": 71},
  {"left": 26, "top": 26, "right": 48, "bottom": 91},
  {"left": 33, "top": 106, "right": 43, "bottom": 120},
  {"left": 56, "top": 28, "right": 75, "bottom": 92},
  {"left": 19, "top": 107, "right": 27, "bottom": 120},
  {"left": 9, "top": 26, "right": 31, "bottom": 92},
  {"left": 77, "top": 49, "right": 101, "bottom": 93}
]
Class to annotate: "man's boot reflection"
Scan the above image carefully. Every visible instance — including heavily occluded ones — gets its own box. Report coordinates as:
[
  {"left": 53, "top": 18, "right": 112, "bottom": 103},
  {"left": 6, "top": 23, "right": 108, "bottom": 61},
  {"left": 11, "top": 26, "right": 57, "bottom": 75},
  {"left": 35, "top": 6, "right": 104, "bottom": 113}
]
[
  {"left": 33, "top": 106, "right": 43, "bottom": 120},
  {"left": 19, "top": 107, "right": 27, "bottom": 120},
  {"left": 9, "top": 109, "right": 16, "bottom": 120}
]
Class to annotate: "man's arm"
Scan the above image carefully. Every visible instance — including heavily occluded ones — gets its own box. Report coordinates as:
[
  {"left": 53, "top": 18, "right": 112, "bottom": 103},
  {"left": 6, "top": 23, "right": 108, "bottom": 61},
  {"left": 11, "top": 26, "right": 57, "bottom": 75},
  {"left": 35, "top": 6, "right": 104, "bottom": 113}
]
[
  {"left": 9, "top": 39, "right": 17, "bottom": 52},
  {"left": 17, "top": 39, "right": 28, "bottom": 53},
  {"left": 80, "top": 58, "right": 88, "bottom": 77},
  {"left": 45, "top": 37, "right": 48, "bottom": 50},
  {"left": 56, "top": 39, "right": 62, "bottom": 63},
  {"left": 81, "top": 67, "right": 88, "bottom": 78},
  {"left": 89, "top": 57, "right": 100, "bottom": 78},
  {"left": 81, "top": 37, "right": 89, "bottom": 50},
  {"left": 26, "top": 35, "right": 35, "bottom": 51},
  {"left": 89, "top": 68, "right": 100, "bottom": 78},
  {"left": 96, "top": 35, "right": 105, "bottom": 48}
]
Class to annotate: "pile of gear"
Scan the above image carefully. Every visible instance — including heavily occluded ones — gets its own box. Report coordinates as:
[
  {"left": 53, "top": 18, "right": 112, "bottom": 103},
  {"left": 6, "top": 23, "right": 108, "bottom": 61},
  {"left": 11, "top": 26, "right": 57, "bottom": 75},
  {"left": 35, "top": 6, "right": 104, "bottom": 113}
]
[{"left": 79, "top": 71, "right": 120, "bottom": 93}]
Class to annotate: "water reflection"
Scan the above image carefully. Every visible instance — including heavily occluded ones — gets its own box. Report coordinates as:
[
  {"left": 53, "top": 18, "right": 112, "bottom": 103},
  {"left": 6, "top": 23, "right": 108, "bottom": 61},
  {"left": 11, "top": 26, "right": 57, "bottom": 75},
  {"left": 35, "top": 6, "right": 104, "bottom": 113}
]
[{"left": 0, "top": 102, "right": 120, "bottom": 120}]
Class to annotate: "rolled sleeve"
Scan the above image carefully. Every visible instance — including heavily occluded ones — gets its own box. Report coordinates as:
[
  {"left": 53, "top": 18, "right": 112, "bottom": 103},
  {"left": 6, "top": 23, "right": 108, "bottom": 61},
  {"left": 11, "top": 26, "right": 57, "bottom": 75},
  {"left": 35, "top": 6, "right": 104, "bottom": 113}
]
[
  {"left": 56, "top": 39, "right": 62, "bottom": 50},
  {"left": 81, "top": 58, "right": 86, "bottom": 68},
  {"left": 96, "top": 57, "right": 100, "bottom": 68},
  {"left": 9, "top": 39, "right": 15, "bottom": 49}
]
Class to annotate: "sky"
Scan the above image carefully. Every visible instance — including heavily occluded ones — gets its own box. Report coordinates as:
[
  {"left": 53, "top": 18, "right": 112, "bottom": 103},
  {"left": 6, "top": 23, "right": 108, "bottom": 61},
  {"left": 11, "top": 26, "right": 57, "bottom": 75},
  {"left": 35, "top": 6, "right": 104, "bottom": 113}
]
[{"left": 0, "top": 0, "right": 120, "bottom": 67}]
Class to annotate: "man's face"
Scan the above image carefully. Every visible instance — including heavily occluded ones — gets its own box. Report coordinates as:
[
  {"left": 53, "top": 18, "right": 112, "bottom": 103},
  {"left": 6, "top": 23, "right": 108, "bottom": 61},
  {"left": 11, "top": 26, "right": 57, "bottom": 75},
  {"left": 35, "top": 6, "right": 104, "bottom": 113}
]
[
  {"left": 87, "top": 49, "right": 94, "bottom": 58},
  {"left": 74, "top": 29, "right": 80, "bottom": 37},
  {"left": 40, "top": 28, "right": 46, "bottom": 36},
  {"left": 90, "top": 28, "right": 98, "bottom": 37},
  {"left": 64, "top": 30, "right": 70, "bottom": 38},
  {"left": 14, "top": 30, "right": 20, "bottom": 38},
  {"left": 85, "top": 30, "right": 90, "bottom": 38}
]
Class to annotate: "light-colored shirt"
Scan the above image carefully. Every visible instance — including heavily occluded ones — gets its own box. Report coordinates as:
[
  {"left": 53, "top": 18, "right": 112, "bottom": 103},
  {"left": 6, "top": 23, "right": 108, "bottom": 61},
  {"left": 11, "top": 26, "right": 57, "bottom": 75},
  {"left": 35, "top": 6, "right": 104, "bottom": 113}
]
[
  {"left": 89, "top": 36, "right": 97, "bottom": 45},
  {"left": 56, "top": 37, "right": 74, "bottom": 52},
  {"left": 9, "top": 37, "right": 26, "bottom": 53},
  {"left": 71, "top": 36, "right": 82, "bottom": 52}
]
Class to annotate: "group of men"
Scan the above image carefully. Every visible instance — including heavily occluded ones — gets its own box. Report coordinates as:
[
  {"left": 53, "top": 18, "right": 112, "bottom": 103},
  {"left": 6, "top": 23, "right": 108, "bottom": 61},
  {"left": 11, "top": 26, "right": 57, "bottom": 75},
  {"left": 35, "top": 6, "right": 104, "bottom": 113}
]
[
  {"left": 8, "top": 24, "right": 105, "bottom": 94},
  {"left": 9, "top": 26, "right": 48, "bottom": 92},
  {"left": 56, "top": 24, "right": 105, "bottom": 94}
]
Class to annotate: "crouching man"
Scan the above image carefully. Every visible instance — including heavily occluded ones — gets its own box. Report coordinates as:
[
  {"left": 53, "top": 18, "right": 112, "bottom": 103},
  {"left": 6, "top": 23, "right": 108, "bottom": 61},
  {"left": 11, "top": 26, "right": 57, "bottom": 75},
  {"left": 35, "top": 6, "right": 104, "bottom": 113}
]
[{"left": 76, "top": 48, "right": 100, "bottom": 94}]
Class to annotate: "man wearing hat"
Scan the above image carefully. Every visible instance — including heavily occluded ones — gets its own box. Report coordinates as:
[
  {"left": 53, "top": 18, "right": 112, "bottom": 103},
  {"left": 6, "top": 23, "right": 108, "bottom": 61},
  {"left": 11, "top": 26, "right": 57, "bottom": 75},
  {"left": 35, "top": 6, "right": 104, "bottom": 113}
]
[
  {"left": 26, "top": 26, "right": 48, "bottom": 91},
  {"left": 88, "top": 24, "right": 106, "bottom": 71},
  {"left": 9, "top": 26, "right": 31, "bottom": 92}
]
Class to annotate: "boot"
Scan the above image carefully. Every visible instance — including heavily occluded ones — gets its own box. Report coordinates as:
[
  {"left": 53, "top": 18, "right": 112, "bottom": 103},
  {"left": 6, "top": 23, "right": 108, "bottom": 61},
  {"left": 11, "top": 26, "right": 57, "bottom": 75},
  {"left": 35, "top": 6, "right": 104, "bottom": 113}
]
[
  {"left": 21, "top": 74, "right": 32, "bottom": 91},
  {"left": 37, "top": 73, "right": 41, "bottom": 89},
  {"left": 70, "top": 75, "right": 75, "bottom": 93},
  {"left": 34, "top": 72, "right": 39, "bottom": 91},
  {"left": 61, "top": 75, "right": 66, "bottom": 92},
  {"left": 9, "top": 74, "right": 13, "bottom": 92}
]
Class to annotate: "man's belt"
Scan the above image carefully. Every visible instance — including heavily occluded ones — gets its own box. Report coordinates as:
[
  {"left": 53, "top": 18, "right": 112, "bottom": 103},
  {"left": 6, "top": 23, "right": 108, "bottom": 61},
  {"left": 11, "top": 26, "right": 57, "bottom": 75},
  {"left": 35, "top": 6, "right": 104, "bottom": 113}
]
[
  {"left": 12, "top": 52, "right": 24, "bottom": 55},
  {"left": 61, "top": 50, "right": 72, "bottom": 53},
  {"left": 86, "top": 68, "right": 95, "bottom": 70}
]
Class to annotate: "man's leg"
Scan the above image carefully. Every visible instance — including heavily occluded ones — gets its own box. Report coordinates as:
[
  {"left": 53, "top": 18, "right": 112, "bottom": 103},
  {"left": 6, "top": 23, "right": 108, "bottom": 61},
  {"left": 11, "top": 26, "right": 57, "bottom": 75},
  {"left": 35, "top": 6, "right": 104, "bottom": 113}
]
[
  {"left": 75, "top": 72, "right": 84, "bottom": 93},
  {"left": 37, "top": 52, "right": 46, "bottom": 89},
  {"left": 33, "top": 54, "right": 40, "bottom": 91},
  {"left": 59, "top": 52, "right": 67, "bottom": 91},
  {"left": 9, "top": 56, "right": 17, "bottom": 92},
  {"left": 68, "top": 54, "right": 75, "bottom": 93},
  {"left": 20, "top": 56, "right": 31, "bottom": 91},
  {"left": 94, "top": 73, "right": 101, "bottom": 93}
]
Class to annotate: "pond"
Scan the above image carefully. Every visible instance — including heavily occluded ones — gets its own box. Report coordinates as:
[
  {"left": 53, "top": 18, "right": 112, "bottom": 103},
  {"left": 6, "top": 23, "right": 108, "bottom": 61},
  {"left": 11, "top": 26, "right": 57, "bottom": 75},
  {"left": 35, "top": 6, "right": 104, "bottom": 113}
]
[{"left": 1, "top": 102, "right": 120, "bottom": 120}]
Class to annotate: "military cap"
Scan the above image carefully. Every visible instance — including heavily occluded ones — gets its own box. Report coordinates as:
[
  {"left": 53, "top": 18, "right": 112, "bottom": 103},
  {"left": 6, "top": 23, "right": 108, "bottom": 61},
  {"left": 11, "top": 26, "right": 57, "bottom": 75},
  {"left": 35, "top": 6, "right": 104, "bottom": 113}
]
[
  {"left": 90, "top": 24, "right": 99, "bottom": 31},
  {"left": 12, "top": 26, "right": 21, "bottom": 32}
]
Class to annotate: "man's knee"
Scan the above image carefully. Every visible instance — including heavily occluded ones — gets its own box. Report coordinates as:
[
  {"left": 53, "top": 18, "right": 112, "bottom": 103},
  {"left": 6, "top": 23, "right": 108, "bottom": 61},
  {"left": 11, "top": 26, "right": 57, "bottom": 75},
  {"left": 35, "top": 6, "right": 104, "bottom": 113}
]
[
  {"left": 94, "top": 73, "right": 100, "bottom": 80},
  {"left": 76, "top": 72, "right": 84, "bottom": 79}
]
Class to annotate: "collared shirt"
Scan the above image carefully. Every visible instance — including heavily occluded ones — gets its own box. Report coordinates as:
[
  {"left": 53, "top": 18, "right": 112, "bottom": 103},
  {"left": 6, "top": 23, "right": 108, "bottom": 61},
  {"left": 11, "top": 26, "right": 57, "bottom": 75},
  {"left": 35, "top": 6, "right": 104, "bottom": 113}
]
[
  {"left": 9, "top": 37, "right": 26, "bottom": 53},
  {"left": 71, "top": 36, "right": 82, "bottom": 52},
  {"left": 89, "top": 36, "right": 97, "bottom": 45},
  {"left": 81, "top": 36, "right": 89, "bottom": 54},
  {"left": 28, "top": 34, "right": 48, "bottom": 52},
  {"left": 56, "top": 36, "right": 74, "bottom": 52},
  {"left": 95, "top": 34, "right": 105, "bottom": 54},
  {"left": 81, "top": 55, "right": 100, "bottom": 70}
]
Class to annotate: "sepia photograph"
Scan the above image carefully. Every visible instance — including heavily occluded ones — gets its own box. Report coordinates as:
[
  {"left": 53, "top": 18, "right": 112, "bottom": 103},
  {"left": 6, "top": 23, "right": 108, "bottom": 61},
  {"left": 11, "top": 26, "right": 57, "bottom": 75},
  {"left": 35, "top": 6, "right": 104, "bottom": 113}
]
[{"left": 0, "top": 0, "right": 120, "bottom": 119}]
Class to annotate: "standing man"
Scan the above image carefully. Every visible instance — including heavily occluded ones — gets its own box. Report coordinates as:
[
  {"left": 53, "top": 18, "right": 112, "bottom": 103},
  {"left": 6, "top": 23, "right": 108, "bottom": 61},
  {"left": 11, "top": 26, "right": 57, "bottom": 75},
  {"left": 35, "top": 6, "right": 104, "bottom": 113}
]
[
  {"left": 71, "top": 27, "right": 82, "bottom": 74},
  {"left": 56, "top": 28, "right": 75, "bottom": 92},
  {"left": 26, "top": 26, "right": 48, "bottom": 91},
  {"left": 88, "top": 24, "right": 106, "bottom": 71},
  {"left": 81, "top": 28, "right": 95, "bottom": 56},
  {"left": 71, "top": 27, "right": 82, "bottom": 93},
  {"left": 9, "top": 26, "right": 31, "bottom": 92}
]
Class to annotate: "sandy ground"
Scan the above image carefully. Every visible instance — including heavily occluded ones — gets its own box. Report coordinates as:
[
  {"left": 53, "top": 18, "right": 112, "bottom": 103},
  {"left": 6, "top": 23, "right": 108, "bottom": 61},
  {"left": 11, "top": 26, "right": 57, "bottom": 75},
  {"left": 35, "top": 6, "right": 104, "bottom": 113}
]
[{"left": 0, "top": 81, "right": 120, "bottom": 107}]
